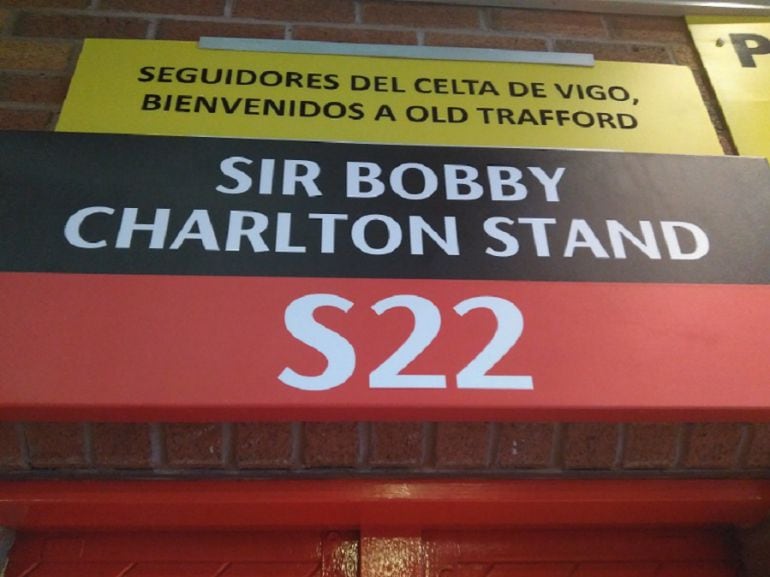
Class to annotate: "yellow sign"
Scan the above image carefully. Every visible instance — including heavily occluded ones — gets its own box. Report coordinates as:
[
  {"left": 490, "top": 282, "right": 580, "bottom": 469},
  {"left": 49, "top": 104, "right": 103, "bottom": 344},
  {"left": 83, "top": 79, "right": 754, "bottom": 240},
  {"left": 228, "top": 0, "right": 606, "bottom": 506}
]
[
  {"left": 688, "top": 17, "right": 770, "bottom": 160},
  {"left": 57, "top": 39, "right": 722, "bottom": 155}
]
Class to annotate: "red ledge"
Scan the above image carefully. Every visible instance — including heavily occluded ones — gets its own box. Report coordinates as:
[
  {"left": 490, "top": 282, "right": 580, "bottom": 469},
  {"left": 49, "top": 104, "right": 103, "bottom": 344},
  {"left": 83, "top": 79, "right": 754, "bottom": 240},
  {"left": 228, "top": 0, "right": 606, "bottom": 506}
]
[{"left": 1, "top": 479, "right": 769, "bottom": 531}]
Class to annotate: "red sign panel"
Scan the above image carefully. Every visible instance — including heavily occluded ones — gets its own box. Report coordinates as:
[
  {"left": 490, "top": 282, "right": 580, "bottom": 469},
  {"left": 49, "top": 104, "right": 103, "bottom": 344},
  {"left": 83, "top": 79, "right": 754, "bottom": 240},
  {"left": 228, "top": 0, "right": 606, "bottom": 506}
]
[{"left": 1, "top": 132, "right": 770, "bottom": 421}]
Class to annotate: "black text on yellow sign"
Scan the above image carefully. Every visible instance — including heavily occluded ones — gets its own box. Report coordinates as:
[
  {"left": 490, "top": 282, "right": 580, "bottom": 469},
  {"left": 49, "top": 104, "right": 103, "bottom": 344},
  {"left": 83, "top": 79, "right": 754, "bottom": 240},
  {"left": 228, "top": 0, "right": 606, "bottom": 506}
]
[{"left": 57, "top": 39, "right": 722, "bottom": 155}]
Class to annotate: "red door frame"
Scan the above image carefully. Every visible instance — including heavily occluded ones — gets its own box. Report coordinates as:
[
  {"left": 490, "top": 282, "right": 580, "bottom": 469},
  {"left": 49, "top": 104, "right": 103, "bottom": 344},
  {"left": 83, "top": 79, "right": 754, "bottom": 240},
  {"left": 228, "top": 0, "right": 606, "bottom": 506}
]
[{"left": 1, "top": 479, "right": 769, "bottom": 531}]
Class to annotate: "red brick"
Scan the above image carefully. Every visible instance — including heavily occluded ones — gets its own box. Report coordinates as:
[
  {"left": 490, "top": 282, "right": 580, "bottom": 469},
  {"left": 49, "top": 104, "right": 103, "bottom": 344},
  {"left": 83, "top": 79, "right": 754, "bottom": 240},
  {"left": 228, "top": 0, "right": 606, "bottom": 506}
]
[
  {"left": 165, "top": 423, "right": 223, "bottom": 468},
  {"left": 435, "top": 422, "right": 489, "bottom": 468},
  {"left": 235, "top": 423, "right": 292, "bottom": 468},
  {"left": 16, "top": 13, "right": 149, "bottom": 39},
  {"left": 0, "top": 423, "right": 24, "bottom": 469},
  {"left": 235, "top": 0, "right": 355, "bottom": 23},
  {"left": 606, "top": 15, "right": 689, "bottom": 43},
  {"left": 563, "top": 423, "right": 617, "bottom": 470},
  {"left": 157, "top": 20, "right": 284, "bottom": 41},
  {"left": 293, "top": 26, "right": 417, "bottom": 45},
  {"left": 362, "top": 1, "right": 480, "bottom": 29},
  {"left": 91, "top": 423, "right": 151, "bottom": 469},
  {"left": 101, "top": 0, "right": 225, "bottom": 16},
  {"left": 490, "top": 9, "right": 606, "bottom": 38},
  {"left": 425, "top": 32, "right": 547, "bottom": 51},
  {"left": 553, "top": 40, "right": 671, "bottom": 64},
  {"left": 0, "top": 0, "right": 87, "bottom": 6},
  {"left": 0, "top": 108, "right": 51, "bottom": 129},
  {"left": 369, "top": 422, "right": 422, "bottom": 467},
  {"left": 497, "top": 423, "right": 553, "bottom": 468},
  {"left": 671, "top": 43, "right": 702, "bottom": 69},
  {"left": 302, "top": 422, "right": 358, "bottom": 468},
  {"left": 0, "top": 39, "right": 73, "bottom": 71},
  {"left": 25, "top": 422, "right": 87, "bottom": 467},
  {"left": 745, "top": 424, "right": 770, "bottom": 468},
  {"left": 623, "top": 423, "right": 680, "bottom": 469},
  {"left": 0, "top": 73, "right": 69, "bottom": 104},
  {"left": 683, "top": 423, "right": 743, "bottom": 469}
]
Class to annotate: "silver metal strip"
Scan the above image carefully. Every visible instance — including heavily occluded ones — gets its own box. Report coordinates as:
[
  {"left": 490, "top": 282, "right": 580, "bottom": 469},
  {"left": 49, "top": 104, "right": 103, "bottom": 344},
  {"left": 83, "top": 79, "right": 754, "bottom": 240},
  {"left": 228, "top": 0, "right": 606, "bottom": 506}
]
[
  {"left": 403, "top": 0, "right": 770, "bottom": 16},
  {"left": 198, "top": 38, "right": 595, "bottom": 67}
]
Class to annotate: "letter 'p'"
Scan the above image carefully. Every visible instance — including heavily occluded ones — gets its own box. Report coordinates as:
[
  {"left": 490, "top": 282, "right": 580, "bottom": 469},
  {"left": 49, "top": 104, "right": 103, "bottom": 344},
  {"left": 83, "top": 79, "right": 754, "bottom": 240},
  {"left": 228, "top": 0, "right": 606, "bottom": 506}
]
[{"left": 730, "top": 33, "right": 770, "bottom": 68}]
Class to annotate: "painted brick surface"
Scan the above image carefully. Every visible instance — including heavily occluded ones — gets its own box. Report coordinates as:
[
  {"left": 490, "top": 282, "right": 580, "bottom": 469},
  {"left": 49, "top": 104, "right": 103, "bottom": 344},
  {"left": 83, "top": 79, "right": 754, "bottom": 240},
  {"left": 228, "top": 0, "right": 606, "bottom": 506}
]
[
  {"left": 424, "top": 32, "right": 547, "bottom": 51},
  {"left": 671, "top": 43, "right": 702, "bottom": 69},
  {"left": 489, "top": 9, "right": 606, "bottom": 38},
  {"left": 435, "top": 422, "right": 490, "bottom": 468},
  {"left": 0, "top": 423, "right": 23, "bottom": 469},
  {"left": 15, "top": 13, "right": 149, "bottom": 39},
  {"left": 0, "top": 0, "right": 87, "bottom": 6},
  {"left": 302, "top": 422, "right": 358, "bottom": 468},
  {"left": 606, "top": 15, "right": 690, "bottom": 43},
  {"left": 292, "top": 26, "right": 418, "bottom": 45},
  {"left": 24, "top": 423, "right": 86, "bottom": 468},
  {"left": 553, "top": 39, "right": 671, "bottom": 64},
  {"left": 362, "top": 1, "right": 481, "bottom": 29},
  {"left": 0, "top": 72, "right": 69, "bottom": 104},
  {"left": 156, "top": 20, "right": 284, "bottom": 41},
  {"left": 91, "top": 423, "right": 152, "bottom": 469},
  {"left": 0, "top": 39, "right": 72, "bottom": 71},
  {"left": 624, "top": 423, "right": 681, "bottom": 469},
  {"left": 684, "top": 423, "right": 744, "bottom": 469},
  {"left": 165, "top": 423, "right": 223, "bottom": 468},
  {"left": 746, "top": 424, "right": 770, "bottom": 469},
  {"left": 0, "top": 108, "right": 51, "bottom": 129},
  {"left": 369, "top": 422, "right": 423, "bottom": 467},
  {"left": 235, "top": 423, "right": 293, "bottom": 468},
  {"left": 496, "top": 423, "right": 553, "bottom": 469},
  {"left": 101, "top": 0, "right": 226, "bottom": 17},
  {"left": 563, "top": 423, "right": 618, "bottom": 470},
  {"left": 234, "top": 0, "right": 356, "bottom": 24}
]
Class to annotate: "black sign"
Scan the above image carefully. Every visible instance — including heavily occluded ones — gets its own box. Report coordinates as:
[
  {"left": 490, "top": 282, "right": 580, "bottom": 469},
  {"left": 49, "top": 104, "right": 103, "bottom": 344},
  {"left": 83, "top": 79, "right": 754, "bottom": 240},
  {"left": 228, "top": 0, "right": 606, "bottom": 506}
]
[{"left": 2, "top": 131, "right": 769, "bottom": 284}]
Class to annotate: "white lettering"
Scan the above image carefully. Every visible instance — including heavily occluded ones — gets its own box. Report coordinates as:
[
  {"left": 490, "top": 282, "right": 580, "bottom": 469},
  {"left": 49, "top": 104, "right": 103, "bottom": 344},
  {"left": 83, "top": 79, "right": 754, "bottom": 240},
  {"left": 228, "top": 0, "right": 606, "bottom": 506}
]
[
  {"left": 483, "top": 216, "right": 519, "bottom": 257},
  {"left": 390, "top": 163, "right": 438, "bottom": 200},
  {"left": 661, "top": 221, "right": 710, "bottom": 260},
  {"left": 64, "top": 206, "right": 114, "bottom": 249},
  {"left": 564, "top": 219, "right": 609, "bottom": 258},
  {"left": 346, "top": 162, "right": 385, "bottom": 198},
  {"left": 351, "top": 214, "right": 402, "bottom": 255},
  {"left": 116, "top": 208, "right": 170, "bottom": 249},
  {"left": 283, "top": 160, "right": 322, "bottom": 197},
  {"left": 527, "top": 166, "right": 565, "bottom": 202},
  {"left": 487, "top": 166, "right": 527, "bottom": 201},
  {"left": 225, "top": 211, "right": 269, "bottom": 252},
  {"left": 308, "top": 213, "right": 348, "bottom": 254},
  {"left": 170, "top": 209, "right": 219, "bottom": 250},
  {"left": 408, "top": 216, "right": 459, "bottom": 255},
  {"left": 444, "top": 164, "right": 483, "bottom": 200},
  {"left": 607, "top": 220, "right": 660, "bottom": 259},
  {"left": 217, "top": 156, "right": 253, "bottom": 194}
]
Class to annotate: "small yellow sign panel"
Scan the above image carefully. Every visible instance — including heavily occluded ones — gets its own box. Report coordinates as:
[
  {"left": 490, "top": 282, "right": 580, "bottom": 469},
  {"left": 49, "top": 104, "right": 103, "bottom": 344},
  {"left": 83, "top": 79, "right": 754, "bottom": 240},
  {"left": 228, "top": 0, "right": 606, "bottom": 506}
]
[
  {"left": 688, "top": 17, "right": 770, "bottom": 161},
  {"left": 57, "top": 39, "right": 722, "bottom": 155}
]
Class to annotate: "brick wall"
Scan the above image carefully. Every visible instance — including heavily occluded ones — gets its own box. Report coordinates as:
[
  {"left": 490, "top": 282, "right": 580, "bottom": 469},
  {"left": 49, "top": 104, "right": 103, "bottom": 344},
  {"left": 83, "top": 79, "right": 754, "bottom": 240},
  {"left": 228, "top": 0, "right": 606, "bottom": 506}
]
[
  {"left": 0, "top": 0, "right": 764, "bottom": 479},
  {"left": 2, "top": 421, "right": 770, "bottom": 477}
]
